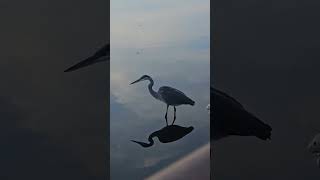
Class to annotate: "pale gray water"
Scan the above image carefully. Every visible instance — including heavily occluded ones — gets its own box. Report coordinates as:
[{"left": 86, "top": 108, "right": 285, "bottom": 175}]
[{"left": 110, "top": 0, "right": 210, "bottom": 179}]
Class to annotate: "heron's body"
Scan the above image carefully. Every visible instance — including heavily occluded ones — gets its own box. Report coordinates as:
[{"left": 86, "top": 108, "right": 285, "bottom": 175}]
[
  {"left": 211, "top": 86, "right": 272, "bottom": 141},
  {"left": 158, "top": 86, "right": 195, "bottom": 106},
  {"left": 131, "top": 125, "right": 194, "bottom": 148},
  {"left": 64, "top": 44, "right": 110, "bottom": 72},
  {"left": 131, "top": 75, "right": 195, "bottom": 125}
]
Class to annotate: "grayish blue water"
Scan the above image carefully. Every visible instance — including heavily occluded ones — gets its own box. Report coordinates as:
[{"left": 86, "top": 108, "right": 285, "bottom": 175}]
[{"left": 110, "top": 0, "right": 210, "bottom": 179}]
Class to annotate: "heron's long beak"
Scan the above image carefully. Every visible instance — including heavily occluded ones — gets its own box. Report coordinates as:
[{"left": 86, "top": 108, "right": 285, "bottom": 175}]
[{"left": 130, "top": 79, "right": 141, "bottom": 85}]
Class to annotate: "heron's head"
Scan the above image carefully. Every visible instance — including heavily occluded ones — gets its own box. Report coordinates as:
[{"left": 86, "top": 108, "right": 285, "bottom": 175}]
[
  {"left": 308, "top": 134, "right": 320, "bottom": 154},
  {"left": 130, "top": 75, "right": 151, "bottom": 85}
]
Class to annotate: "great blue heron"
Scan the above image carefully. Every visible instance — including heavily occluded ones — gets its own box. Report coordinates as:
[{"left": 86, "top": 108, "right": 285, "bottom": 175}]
[
  {"left": 211, "top": 86, "right": 272, "bottom": 141},
  {"left": 64, "top": 44, "right": 109, "bottom": 72},
  {"left": 130, "top": 75, "right": 195, "bottom": 125}
]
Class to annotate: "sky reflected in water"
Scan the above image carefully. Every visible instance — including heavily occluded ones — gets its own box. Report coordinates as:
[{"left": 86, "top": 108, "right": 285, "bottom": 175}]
[{"left": 111, "top": 0, "right": 210, "bottom": 179}]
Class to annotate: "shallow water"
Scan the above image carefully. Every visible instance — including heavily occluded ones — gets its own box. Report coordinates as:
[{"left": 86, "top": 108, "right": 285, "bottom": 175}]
[{"left": 110, "top": 0, "right": 210, "bottom": 179}]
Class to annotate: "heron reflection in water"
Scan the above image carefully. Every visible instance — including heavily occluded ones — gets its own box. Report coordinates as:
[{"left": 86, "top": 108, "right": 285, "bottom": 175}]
[
  {"left": 64, "top": 44, "right": 109, "bottom": 72},
  {"left": 130, "top": 75, "right": 195, "bottom": 126},
  {"left": 131, "top": 125, "right": 194, "bottom": 148}
]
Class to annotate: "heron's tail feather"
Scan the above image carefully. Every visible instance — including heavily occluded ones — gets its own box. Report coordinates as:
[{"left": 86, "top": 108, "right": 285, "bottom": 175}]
[
  {"left": 228, "top": 112, "right": 272, "bottom": 141},
  {"left": 186, "top": 97, "right": 195, "bottom": 106},
  {"left": 254, "top": 121, "right": 272, "bottom": 140},
  {"left": 244, "top": 114, "right": 272, "bottom": 140}
]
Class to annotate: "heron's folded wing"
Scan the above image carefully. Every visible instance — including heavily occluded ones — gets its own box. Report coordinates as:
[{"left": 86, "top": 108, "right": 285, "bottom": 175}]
[
  {"left": 158, "top": 86, "right": 193, "bottom": 104},
  {"left": 212, "top": 88, "right": 244, "bottom": 109},
  {"left": 212, "top": 88, "right": 272, "bottom": 140}
]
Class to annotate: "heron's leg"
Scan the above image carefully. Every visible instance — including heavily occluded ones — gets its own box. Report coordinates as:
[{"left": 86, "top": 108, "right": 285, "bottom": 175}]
[
  {"left": 165, "top": 105, "right": 169, "bottom": 126},
  {"left": 172, "top": 106, "right": 177, "bottom": 125}
]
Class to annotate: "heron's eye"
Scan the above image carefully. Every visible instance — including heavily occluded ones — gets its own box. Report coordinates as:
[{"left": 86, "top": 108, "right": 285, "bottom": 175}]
[{"left": 314, "top": 141, "right": 317, "bottom": 146}]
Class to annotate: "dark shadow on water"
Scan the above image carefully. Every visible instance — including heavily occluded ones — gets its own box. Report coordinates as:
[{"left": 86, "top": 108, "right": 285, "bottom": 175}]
[{"left": 131, "top": 125, "right": 194, "bottom": 148}]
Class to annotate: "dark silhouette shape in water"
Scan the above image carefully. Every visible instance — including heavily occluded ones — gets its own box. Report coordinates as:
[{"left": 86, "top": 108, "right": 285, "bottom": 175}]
[
  {"left": 64, "top": 44, "right": 110, "bottom": 72},
  {"left": 130, "top": 75, "right": 195, "bottom": 126},
  {"left": 131, "top": 125, "right": 194, "bottom": 148},
  {"left": 211, "top": 86, "right": 272, "bottom": 141}
]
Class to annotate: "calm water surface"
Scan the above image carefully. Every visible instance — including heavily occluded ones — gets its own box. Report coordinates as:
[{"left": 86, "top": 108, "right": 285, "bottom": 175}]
[{"left": 110, "top": 0, "right": 210, "bottom": 179}]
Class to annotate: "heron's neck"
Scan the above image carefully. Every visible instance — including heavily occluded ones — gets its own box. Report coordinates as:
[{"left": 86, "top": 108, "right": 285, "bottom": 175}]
[
  {"left": 148, "top": 79, "right": 160, "bottom": 100},
  {"left": 147, "top": 135, "right": 155, "bottom": 146},
  {"left": 131, "top": 137, "right": 154, "bottom": 148},
  {"left": 139, "top": 136, "right": 155, "bottom": 148}
]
